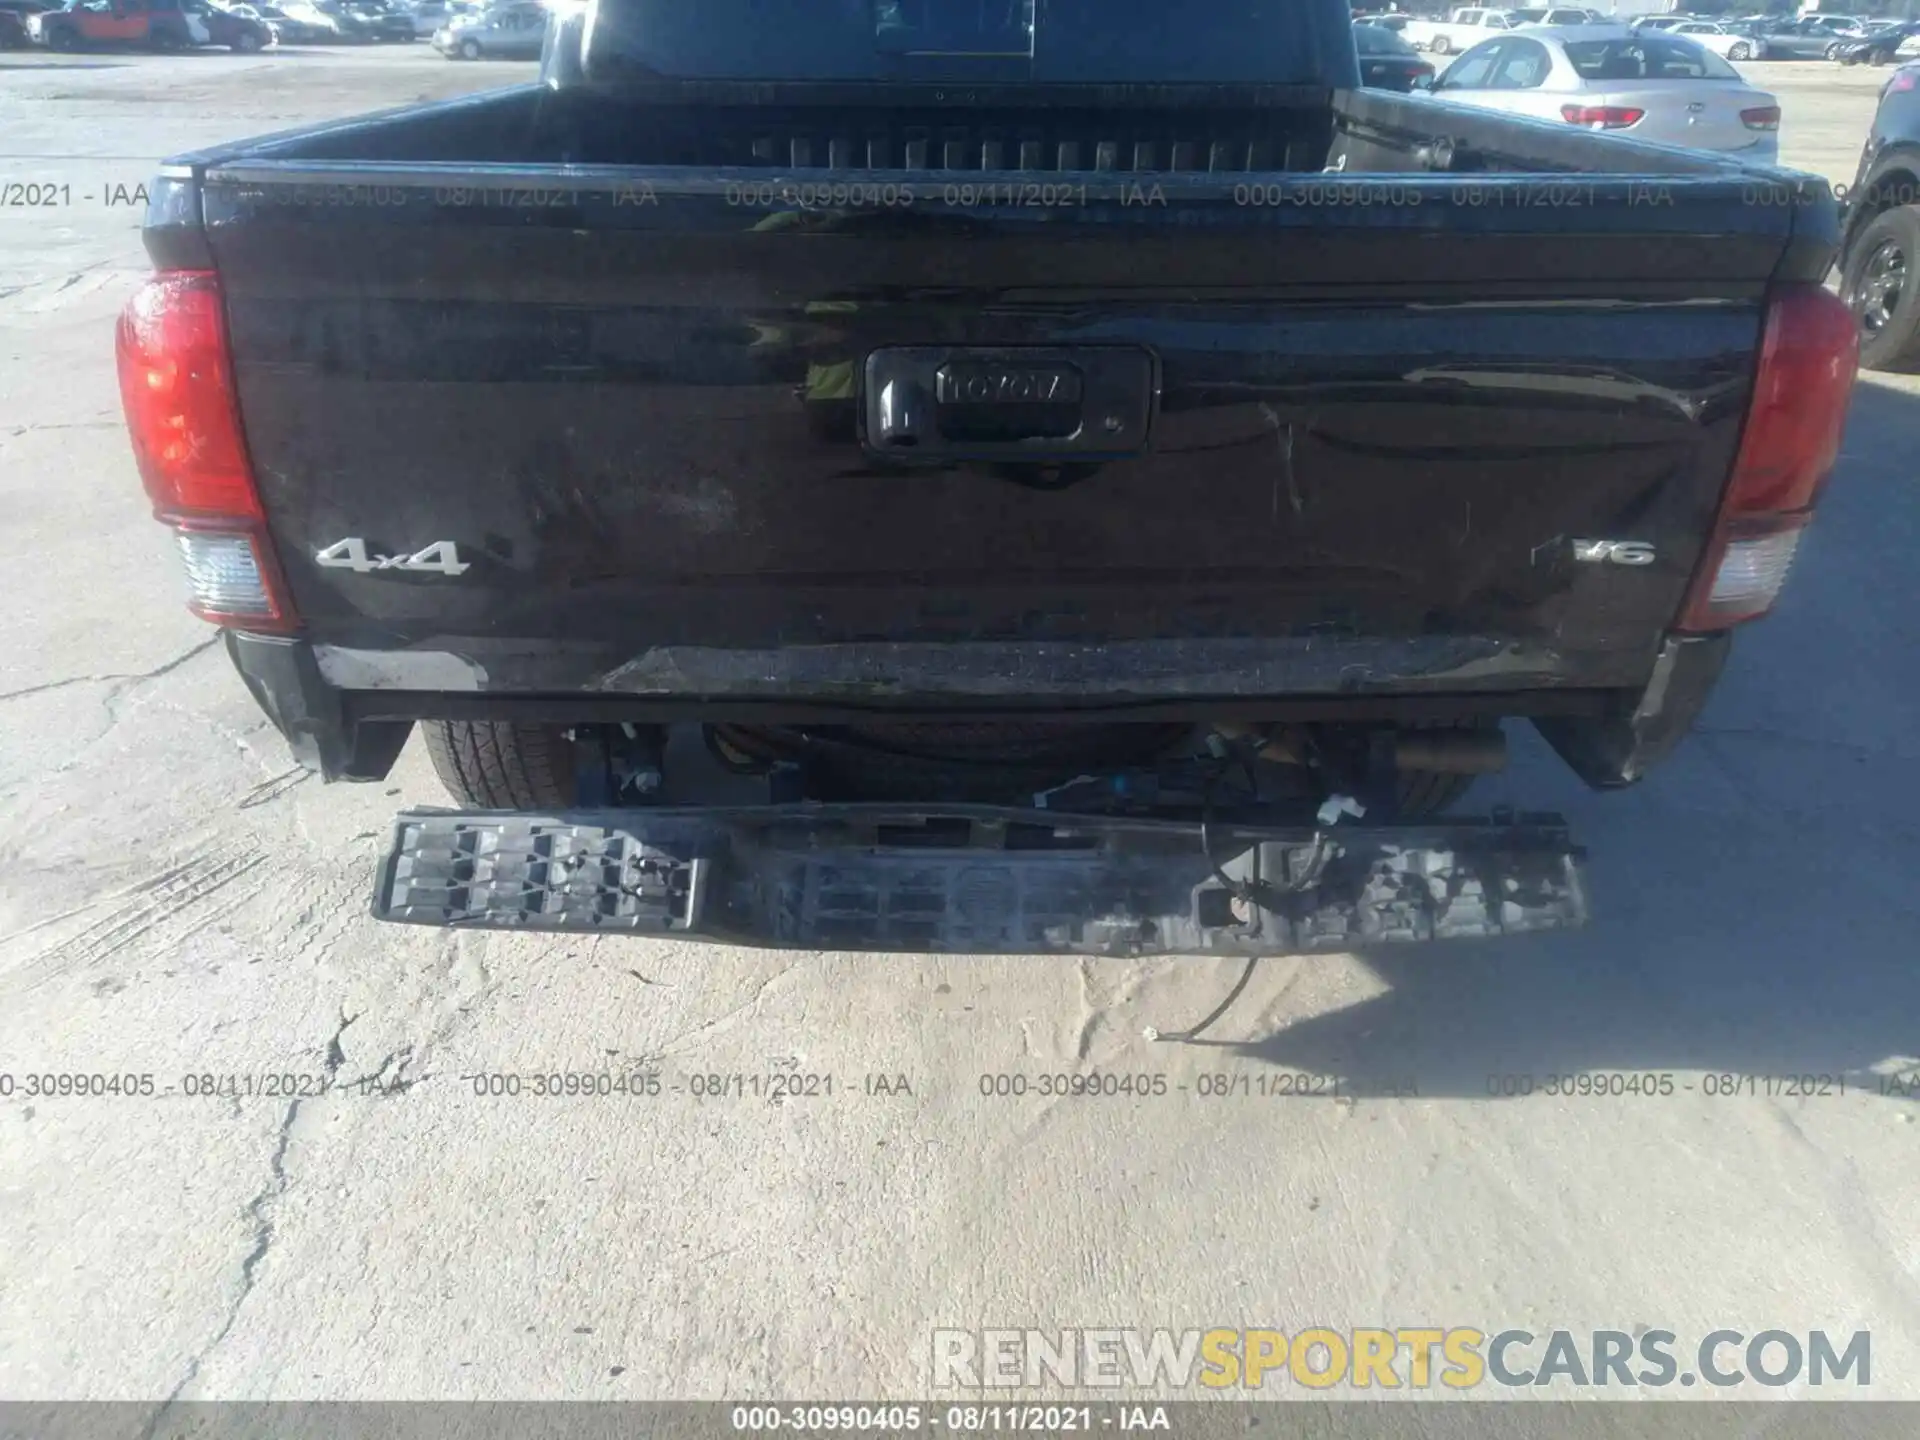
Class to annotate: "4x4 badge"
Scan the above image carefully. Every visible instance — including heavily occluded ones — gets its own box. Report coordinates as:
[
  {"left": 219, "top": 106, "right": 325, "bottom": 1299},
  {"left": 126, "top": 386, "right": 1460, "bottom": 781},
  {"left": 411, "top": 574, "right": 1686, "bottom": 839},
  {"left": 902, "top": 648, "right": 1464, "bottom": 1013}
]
[{"left": 314, "top": 539, "right": 471, "bottom": 576}]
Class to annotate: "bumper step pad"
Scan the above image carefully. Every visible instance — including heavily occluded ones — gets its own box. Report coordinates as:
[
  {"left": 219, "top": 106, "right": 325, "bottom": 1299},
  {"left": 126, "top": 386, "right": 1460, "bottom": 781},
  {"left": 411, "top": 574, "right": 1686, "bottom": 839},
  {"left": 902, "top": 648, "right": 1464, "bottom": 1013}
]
[{"left": 374, "top": 805, "right": 1587, "bottom": 956}]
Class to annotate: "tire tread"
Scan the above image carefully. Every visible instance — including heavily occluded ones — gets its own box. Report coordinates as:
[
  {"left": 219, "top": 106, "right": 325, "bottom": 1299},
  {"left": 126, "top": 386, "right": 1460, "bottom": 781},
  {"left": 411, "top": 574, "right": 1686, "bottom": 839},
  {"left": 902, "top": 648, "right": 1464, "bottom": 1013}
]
[{"left": 423, "top": 721, "right": 573, "bottom": 809}]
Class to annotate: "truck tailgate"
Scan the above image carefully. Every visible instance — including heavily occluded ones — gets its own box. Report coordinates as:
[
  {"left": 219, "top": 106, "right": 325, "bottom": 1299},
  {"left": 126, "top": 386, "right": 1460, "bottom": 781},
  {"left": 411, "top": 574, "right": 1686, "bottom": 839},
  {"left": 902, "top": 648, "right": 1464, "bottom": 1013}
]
[{"left": 181, "top": 132, "right": 1813, "bottom": 705}]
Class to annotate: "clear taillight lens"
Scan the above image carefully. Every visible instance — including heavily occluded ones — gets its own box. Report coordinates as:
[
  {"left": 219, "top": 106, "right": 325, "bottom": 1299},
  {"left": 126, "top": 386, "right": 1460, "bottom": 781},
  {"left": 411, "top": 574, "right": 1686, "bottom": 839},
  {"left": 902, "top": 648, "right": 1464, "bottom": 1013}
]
[
  {"left": 175, "top": 531, "right": 281, "bottom": 625},
  {"left": 1691, "top": 519, "right": 1806, "bottom": 629}
]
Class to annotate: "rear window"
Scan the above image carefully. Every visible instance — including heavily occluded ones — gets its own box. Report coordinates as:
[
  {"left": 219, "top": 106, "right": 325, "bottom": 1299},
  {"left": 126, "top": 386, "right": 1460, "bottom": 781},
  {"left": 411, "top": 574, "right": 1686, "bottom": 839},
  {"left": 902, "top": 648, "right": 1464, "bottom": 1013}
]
[
  {"left": 1563, "top": 35, "right": 1740, "bottom": 80},
  {"left": 583, "top": 0, "right": 1338, "bottom": 84},
  {"left": 1353, "top": 22, "right": 1416, "bottom": 55}
]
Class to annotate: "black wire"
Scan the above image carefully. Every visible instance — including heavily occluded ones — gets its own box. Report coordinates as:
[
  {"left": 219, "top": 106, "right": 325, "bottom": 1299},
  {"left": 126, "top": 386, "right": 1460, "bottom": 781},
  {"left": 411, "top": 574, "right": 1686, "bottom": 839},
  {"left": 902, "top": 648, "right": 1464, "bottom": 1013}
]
[
  {"left": 1157, "top": 738, "right": 1333, "bottom": 1046},
  {"left": 1149, "top": 955, "right": 1262, "bottom": 1044}
]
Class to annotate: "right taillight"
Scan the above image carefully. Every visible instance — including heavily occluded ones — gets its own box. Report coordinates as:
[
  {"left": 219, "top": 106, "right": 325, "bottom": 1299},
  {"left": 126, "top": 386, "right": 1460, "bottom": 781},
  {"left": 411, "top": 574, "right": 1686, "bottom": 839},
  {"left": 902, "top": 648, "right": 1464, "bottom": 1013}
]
[
  {"left": 116, "top": 270, "right": 295, "bottom": 631},
  {"left": 1678, "top": 284, "right": 1858, "bottom": 632},
  {"left": 1561, "top": 104, "right": 1645, "bottom": 129},
  {"left": 1740, "top": 105, "right": 1781, "bottom": 132}
]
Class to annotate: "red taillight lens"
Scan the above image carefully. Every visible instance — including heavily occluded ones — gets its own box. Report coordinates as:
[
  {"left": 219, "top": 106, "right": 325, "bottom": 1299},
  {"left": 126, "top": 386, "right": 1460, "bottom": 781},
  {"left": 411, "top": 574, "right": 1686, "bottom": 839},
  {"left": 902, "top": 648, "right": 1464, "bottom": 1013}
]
[
  {"left": 1886, "top": 69, "right": 1918, "bottom": 95},
  {"left": 1740, "top": 105, "right": 1781, "bottom": 132},
  {"left": 117, "top": 272, "right": 259, "bottom": 520},
  {"left": 116, "top": 270, "right": 293, "bottom": 630},
  {"left": 1678, "top": 284, "right": 1858, "bottom": 632},
  {"left": 1561, "top": 104, "right": 1645, "bottom": 129}
]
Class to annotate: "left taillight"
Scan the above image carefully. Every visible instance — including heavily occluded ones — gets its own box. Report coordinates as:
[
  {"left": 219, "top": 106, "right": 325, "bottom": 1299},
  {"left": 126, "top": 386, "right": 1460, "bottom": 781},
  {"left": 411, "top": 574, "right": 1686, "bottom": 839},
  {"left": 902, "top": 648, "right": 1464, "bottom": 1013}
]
[{"left": 116, "top": 270, "right": 295, "bottom": 631}]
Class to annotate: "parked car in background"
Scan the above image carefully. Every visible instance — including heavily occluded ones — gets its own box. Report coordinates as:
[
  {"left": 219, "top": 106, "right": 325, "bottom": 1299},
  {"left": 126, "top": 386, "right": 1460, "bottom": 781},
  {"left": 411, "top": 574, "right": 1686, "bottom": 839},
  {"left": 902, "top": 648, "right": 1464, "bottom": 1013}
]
[
  {"left": 1508, "top": 7, "right": 1606, "bottom": 24},
  {"left": 1631, "top": 15, "right": 1690, "bottom": 32},
  {"left": 1668, "top": 20, "right": 1768, "bottom": 61},
  {"left": 1401, "top": 7, "right": 1517, "bottom": 55},
  {"left": 433, "top": 0, "right": 542, "bottom": 58},
  {"left": 404, "top": 0, "right": 450, "bottom": 35},
  {"left": 28, "top": 0, "right": 199, "bottom": 48},
  {"left": 1353, "top": 21, "right": 1435, "bottom": 90},
  {"left": 1752, "top": 15, "right": 1863, "bottom": 59},
  {"left": 1431, "top": 28, "right": 1780, "bottom": 159},
  {"left": 260, "top": 0, "right": 340, "bottom": 39},
  {"left": 183, "top": 0, "right": 272, "bottom": 48},
  {"left": 317, "top": 0, "right": 411, "bottom": 40},
  {"left": 1839, "top": 62, "right": 1920, "bottom": 369},
  {"left": 1835, "top": 23, "right": 1920, "bottom": 66}
]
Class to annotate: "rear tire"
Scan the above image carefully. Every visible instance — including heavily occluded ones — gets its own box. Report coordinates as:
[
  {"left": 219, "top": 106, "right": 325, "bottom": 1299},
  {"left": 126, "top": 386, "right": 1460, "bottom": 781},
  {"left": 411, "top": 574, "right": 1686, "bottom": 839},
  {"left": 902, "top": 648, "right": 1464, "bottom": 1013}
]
[
  {"left": 233, "top": 32, "right": 262, "bottom": 51},
  {"left": 1729, "top": 42, "right": 1751, "bottom": 60},
  {"left": 45, "top": 23, "right": 78, "bottom": 49},
  {"left": 1843, "top": 204, "right": 1920, "bottom": 372},
  {"left": 424, "top": 720, "right": 576, "bottom": 809},
  {"left": 459, "top": 37, "right": 481, "bottom": 58},
  {"left": 1429, "top": 35, "right": 1451, "bottom": 55}
]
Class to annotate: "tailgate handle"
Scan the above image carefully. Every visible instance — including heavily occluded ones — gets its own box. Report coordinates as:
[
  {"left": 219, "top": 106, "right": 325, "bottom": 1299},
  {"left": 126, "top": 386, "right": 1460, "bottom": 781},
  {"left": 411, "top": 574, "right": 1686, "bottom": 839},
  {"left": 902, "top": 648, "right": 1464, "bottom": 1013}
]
[{"left": 863, "top": 346, "right": 1156, "bottom": 461}]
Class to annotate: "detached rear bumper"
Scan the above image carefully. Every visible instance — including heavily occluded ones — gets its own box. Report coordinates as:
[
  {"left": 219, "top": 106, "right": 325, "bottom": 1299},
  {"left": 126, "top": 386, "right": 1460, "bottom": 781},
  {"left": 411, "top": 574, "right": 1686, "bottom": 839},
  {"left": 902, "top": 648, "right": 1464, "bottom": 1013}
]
[{"left": 373, "top": 804, "right": 1588, "bottom": 955}]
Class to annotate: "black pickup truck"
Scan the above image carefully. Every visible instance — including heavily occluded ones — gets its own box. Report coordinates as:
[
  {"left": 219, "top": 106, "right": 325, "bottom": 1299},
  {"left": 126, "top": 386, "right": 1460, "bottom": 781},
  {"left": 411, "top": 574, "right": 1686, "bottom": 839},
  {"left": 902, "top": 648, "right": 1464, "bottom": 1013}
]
[{"left": 117, "top": 0, "right": 1858, "bottom": 956}]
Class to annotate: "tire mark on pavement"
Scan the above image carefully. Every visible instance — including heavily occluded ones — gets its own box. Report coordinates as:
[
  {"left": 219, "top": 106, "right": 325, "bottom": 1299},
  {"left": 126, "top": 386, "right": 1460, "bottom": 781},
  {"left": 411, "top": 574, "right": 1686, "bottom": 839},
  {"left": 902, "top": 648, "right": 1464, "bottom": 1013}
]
[{"left": 1, "top": 845, "right": 266, "bottom": 993}]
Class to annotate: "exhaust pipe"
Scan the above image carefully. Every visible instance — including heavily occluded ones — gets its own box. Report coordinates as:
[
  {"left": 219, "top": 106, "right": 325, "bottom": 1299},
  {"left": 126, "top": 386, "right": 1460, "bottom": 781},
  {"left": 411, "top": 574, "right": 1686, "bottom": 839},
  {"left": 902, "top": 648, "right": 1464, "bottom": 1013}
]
[
  {"left": 1213, "top": 724, "right": 1509, "bottom": 775},
  {"left": 1393, "top": 728, "right": 1508, "bottom": 775}
]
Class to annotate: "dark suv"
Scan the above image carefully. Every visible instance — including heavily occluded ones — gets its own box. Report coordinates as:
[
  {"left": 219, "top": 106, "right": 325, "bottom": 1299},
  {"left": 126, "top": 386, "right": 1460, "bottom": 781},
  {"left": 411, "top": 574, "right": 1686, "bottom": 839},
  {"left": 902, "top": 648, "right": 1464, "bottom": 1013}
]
[{"left": 1839, "top": 63, "right": 1920, "bottom": 369}]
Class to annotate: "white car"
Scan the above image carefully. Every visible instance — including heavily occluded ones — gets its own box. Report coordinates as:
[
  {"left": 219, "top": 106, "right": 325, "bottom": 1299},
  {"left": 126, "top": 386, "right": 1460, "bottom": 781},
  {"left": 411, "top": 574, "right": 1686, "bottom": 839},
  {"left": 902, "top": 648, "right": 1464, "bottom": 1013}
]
[
  {"left": 274, "top": 0, "right": 339, "bottom": 35},
  {"left": 1431, "top": 27, "right": 1780, "bottom": 161},
  {"left": 1400, "top": 7, "right": 1519, "bottom": 56},
  {"left": 1667, "top": 20, "right": 1769, "bottom": 61},
  {"left": 1508, "top": 7, "right": 1607, "bottom": 24}
]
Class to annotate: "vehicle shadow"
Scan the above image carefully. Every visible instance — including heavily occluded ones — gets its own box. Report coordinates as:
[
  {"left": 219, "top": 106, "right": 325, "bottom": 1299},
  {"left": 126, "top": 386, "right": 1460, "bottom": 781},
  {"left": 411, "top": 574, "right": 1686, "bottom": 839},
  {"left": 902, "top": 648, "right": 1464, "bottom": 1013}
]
[{"left": 1234, "top": 375, "right": 1920, "bottom": 1101}]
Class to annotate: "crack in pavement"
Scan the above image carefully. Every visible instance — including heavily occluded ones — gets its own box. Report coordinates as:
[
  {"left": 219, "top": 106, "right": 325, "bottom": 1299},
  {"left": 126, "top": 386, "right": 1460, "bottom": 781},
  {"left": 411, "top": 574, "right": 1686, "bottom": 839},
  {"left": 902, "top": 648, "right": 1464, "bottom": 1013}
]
[
  {"left": 651, "top": 962, "right": 803, "bottom": 1059},
  {"left": 137, "top": 1008, "right": 361, "bottom": 1435},
  {"left": 0, "top": 634, "right": 220, "bottom": 707},
  {"left": 340, "top": 1042, "right": 425, "bottom": 1098}
]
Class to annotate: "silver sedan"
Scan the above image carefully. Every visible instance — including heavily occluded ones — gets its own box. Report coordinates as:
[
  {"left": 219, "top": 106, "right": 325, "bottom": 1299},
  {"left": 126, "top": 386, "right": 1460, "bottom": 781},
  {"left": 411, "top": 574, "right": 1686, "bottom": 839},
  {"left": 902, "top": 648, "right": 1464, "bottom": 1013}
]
[{"left": 1431, "top": 26, "right": 1781, "bottom": 160}]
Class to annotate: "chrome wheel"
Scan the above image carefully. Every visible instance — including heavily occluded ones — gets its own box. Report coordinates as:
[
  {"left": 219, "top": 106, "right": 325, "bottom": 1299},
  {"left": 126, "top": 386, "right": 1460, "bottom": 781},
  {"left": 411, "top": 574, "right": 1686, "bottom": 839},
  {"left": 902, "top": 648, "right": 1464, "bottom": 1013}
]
[{"left": 1855, "top": 238, "right": 1908, "bottom": 338}]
